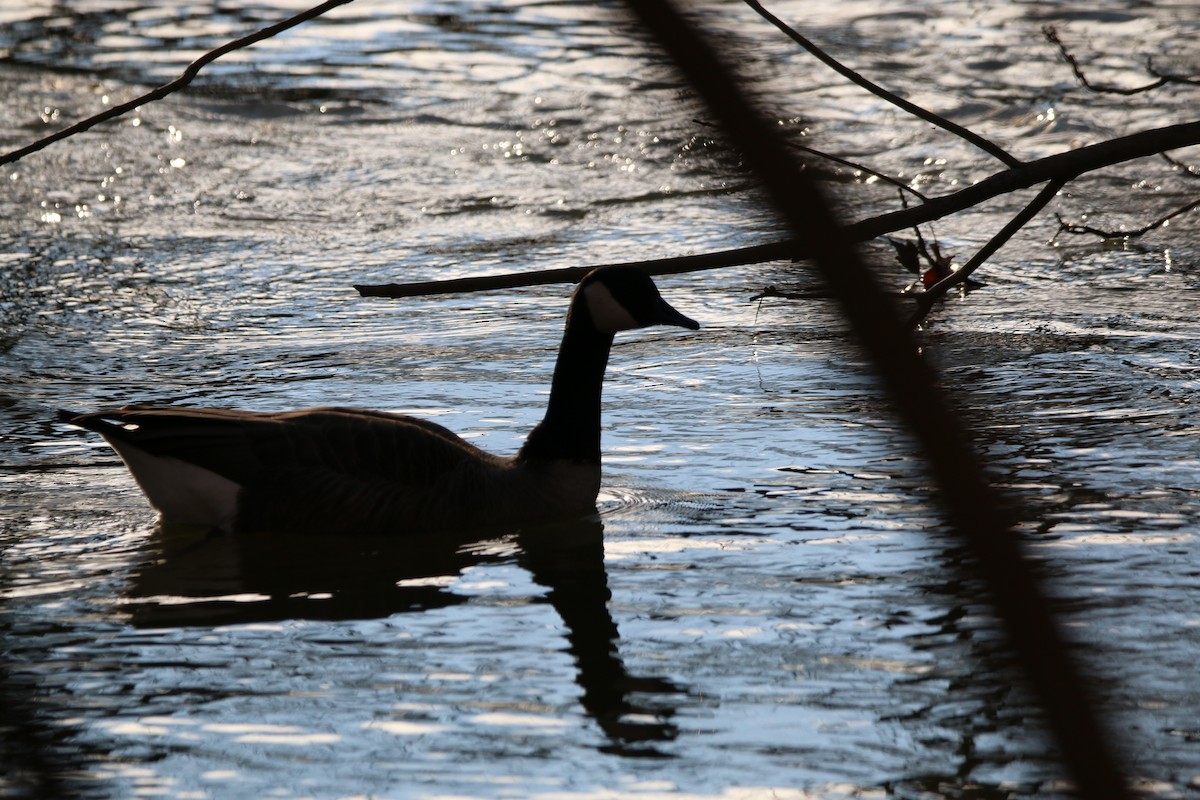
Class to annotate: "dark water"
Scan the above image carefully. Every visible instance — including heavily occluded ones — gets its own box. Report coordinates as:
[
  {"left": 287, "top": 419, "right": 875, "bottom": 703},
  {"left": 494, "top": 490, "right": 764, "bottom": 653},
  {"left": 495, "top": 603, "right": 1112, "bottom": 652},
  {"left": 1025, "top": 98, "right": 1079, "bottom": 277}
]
[{"left": 2, "top": 1, "right": 1199, "bottom": 797}]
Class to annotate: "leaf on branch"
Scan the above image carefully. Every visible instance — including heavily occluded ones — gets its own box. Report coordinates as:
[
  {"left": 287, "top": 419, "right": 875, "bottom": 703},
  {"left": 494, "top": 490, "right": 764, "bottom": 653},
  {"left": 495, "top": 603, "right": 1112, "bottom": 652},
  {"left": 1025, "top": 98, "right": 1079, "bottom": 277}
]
[
  {"left": 920, "top": 240, "right": 957, "bottom": 288},
  {"left": 889, "top": 228, "right": 964, "bottom": 293},
  {"left": 887, "top": 237, "right": 922, "bottom": 274}
]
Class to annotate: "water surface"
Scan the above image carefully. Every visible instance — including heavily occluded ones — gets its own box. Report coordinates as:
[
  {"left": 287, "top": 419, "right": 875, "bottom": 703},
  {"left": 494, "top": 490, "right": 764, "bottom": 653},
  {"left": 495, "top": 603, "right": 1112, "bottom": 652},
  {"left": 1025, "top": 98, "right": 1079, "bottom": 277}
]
[{"left": 3, "top": 1, "right": 1199, "bottom": 797}]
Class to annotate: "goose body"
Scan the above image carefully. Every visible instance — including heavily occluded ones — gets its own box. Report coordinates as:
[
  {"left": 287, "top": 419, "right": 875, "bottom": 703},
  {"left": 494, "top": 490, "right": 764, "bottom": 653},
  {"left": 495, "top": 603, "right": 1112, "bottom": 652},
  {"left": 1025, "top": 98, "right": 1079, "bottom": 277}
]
[{"left": 59, "top": 267, "right": 698, "bottom": 535}]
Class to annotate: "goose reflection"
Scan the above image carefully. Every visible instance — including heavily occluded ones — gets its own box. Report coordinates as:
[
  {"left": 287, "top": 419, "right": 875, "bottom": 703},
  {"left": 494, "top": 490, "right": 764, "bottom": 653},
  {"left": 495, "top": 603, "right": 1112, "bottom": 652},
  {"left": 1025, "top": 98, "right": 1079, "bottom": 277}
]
[{"left": 123, "top": 517, "right": 684, "bottom": 753}]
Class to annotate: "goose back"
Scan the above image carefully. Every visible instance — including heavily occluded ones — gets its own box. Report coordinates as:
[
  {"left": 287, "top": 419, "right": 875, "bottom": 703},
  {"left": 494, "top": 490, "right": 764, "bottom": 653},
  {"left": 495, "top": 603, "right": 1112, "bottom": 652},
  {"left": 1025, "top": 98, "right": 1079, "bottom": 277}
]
[{"left": 61, "top": 405, "right": 601, "bottom": 535}]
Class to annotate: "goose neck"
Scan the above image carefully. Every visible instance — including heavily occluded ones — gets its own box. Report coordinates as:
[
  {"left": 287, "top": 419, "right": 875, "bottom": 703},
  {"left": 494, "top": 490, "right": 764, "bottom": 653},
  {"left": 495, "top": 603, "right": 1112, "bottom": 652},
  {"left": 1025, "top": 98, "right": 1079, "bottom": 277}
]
[{"left": 519, "top": 310, "right": 613, "bottom": 465}]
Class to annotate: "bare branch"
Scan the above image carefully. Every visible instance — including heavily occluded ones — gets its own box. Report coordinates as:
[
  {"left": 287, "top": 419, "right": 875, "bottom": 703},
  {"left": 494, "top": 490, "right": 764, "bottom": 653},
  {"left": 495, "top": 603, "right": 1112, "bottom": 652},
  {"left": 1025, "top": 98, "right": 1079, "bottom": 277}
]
[
  {"left": 354, "top": 242, "right": 797, "bottom": 297},
  {"left": 742, "top": 0, "right": 1020, "bottom": 168},
  {"left": 910, "top": 179, "right": 1066, "bottom": 327},
  {"left": 693, "top": 116, "right": 928, "bottom": 202},
  {"left": 1055, "top": 197, "right": 1200, "bottom": 239},
  {"left": 1162, "top": 152, "right": 1200, "bottom": 177},
  {"left": 0, "top": 0, "right": 355, "bottom": 167},
  {"left": 355, "top": 120, "right": 1200, "bottom": 298},
  {"left": 851, "top": 120, "right": 1200, "bottom": 239},
  {"left": 1146, "top": 59, "right": 1200, "bottom": 87},
  {"left": 748, "top": 285, "right": 839, "bottom": 301},
  {"left": 1043, "top": 26, "right": 1169, "bottom": 96},
  {"left": 788, "top": 141, "right": 929, "bottom": 202}
]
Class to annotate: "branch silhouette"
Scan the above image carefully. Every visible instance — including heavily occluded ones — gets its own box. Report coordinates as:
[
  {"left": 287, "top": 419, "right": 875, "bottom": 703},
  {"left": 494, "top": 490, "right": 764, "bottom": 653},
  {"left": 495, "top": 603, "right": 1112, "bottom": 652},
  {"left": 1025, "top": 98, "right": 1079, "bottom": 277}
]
[
  {"left": 0, "top": 0, "right": 354, "bottom": 167},
  {"left": 742, "top": 0, "right": 1020, "bottom": 168},
  {"left": 1055, "top": 197, "right": 1200, "bottom": 240},
  {"left": 1043, "top": 26, "right": 1199, "bottom": 95},
  {"left": 356, "top": 120, "right": 1200, "bottom": 298},
  {"left": 6, "top": 0, "right": 1191, "bottom": 321},
  {"left": 910, "top": 178, "right": 1066, "bottom": 327}
]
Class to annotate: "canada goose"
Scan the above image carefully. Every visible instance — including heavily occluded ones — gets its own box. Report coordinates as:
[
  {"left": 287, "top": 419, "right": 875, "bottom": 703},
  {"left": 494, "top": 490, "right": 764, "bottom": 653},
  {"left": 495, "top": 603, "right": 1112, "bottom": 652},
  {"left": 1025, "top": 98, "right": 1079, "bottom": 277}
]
[{"left": 58, "top": 266, "right": 699, "bottom": 535}]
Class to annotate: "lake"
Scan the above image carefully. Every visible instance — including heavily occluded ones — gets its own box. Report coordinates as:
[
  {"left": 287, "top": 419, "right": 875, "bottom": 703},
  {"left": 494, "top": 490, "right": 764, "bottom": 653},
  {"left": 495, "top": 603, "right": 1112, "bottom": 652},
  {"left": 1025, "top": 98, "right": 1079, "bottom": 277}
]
[{"left": 2, "top": 1, "right": 1199, "bottom": 797}]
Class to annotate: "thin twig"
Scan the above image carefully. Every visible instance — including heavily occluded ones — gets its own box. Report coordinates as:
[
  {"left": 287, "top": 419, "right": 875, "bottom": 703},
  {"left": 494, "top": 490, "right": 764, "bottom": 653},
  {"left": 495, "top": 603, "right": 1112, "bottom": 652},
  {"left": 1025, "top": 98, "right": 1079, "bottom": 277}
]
[
  {"left": 748, "top": 286, "right": 839, "bottom": 302},
  {"left": 693, "top": 116, "right": 929, "bottom": 201},
  {"left": 356, "top": 120, "right": 1200, "bottom": 298},
  {"left": 1043, "top": 26, "right": 1168, "bottom": 96},
  {"left": 624, "top": 2, "right": 1130, "bottom": 796},
  {"left": 789, "top": 141, "right": 929, "bottom": 202},
  {"left": 911, "top": 179, "right": 1067, "bottom": 327},
  {"left": 0, "top": 0, "right": 355, "bottom": 167},
  {"left": 1055, "top": 197, "right": 1200, "bottom": 239},
  {"left": 1145, "top": 59, "right": 1200, "bottom": 87},
  {"left": 742, "top": 0, "right": 1020, "bottom": 168},
  {"left": 1162, "top": 152, "right": 1200, "bottom": 177}
]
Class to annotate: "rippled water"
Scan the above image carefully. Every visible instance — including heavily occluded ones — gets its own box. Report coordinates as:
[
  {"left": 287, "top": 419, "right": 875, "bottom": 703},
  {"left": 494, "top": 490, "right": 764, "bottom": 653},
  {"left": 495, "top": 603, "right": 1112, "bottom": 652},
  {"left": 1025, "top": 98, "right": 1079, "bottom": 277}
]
[{"left": 3, "top": 1, "right": 1199, "bottom": 798}]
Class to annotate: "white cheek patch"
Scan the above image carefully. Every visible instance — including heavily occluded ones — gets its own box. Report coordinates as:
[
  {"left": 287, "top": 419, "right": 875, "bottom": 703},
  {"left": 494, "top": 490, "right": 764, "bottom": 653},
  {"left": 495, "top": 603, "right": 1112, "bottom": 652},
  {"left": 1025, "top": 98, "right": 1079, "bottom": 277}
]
[{"left": 583, "top": 282, "right": 640, "bottom": 333}]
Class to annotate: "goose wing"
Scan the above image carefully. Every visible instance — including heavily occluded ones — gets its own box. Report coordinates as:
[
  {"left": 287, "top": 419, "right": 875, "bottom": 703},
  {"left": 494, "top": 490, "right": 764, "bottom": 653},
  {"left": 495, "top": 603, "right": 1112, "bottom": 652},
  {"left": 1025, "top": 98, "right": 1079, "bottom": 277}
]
[{"left": 59, "top": 405, "right": 504, "bottom": 487}]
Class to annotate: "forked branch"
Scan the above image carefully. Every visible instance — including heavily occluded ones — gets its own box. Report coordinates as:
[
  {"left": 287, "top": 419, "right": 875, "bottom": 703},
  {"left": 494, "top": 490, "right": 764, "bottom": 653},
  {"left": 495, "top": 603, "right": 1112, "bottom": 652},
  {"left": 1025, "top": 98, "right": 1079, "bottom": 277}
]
[
  {"left": 0, "top": 0, "right": 354, "bottom": 167},
  {"left": 742, "top": 0, "right": 1020, "bottom": 168},
  {"left": 1055, "top": 197, "right": 1200, "bottom": 240},
  {"left": 356, "top": 120, "right": 1200, "bottom": 298},
  {"left": 910, "top": 178, "right": 1067, "bottom": 327},
  {"left": 1043, "top": 26, "right": 1199, "bottom": 95}
]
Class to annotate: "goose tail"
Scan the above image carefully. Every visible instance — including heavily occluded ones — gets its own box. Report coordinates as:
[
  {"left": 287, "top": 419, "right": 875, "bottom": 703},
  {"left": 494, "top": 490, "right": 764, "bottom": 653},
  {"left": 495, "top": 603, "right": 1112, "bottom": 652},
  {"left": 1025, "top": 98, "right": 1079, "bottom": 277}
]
[
  {"left": 57, "top": 407, "right": 243, "bottom": 530},
  {"left": 58, "top": 408, "right": 91, "bottom": 426},
  {"left": 58, "top": 408, "right": 127, "bottom": 436}
]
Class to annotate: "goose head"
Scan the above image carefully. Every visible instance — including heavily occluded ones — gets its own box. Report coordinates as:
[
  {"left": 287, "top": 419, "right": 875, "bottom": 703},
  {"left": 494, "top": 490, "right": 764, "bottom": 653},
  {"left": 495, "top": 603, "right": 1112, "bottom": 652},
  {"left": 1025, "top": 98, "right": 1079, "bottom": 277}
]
[
  {"left": 516, "top": 265, "right": 698, "bottom": 473},
  {"left": 575, "top": 266, "right": 700, "bottom": 334}
]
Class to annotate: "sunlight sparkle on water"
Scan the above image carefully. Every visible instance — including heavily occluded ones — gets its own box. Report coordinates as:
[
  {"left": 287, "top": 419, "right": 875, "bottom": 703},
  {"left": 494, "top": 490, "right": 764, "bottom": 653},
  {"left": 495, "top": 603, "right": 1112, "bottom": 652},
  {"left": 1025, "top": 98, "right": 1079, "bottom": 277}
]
[{"left": 5, "top": 1, "right": 1200, "bottom": 797}]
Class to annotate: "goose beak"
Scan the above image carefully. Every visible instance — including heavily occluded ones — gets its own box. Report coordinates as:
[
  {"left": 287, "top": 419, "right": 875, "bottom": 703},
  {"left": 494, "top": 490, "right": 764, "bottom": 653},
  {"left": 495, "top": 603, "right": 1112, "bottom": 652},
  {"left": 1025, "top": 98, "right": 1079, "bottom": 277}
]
[{"left": 657, "top": 299, "right": 700, "bottom": 330}]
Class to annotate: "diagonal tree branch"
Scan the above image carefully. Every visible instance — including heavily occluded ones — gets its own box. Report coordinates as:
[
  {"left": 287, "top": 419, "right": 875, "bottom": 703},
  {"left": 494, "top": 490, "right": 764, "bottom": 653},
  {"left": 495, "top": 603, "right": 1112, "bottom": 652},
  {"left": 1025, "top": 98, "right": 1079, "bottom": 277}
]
[
  {"left": 0, "top": 0, "right": 355, "bottom": 167},
  {"left": 742, "top": 0, "right": 1021, "bottom": 168},
  {"left": 910, "top": 178, "right": 1067, "bottom": 327}
]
